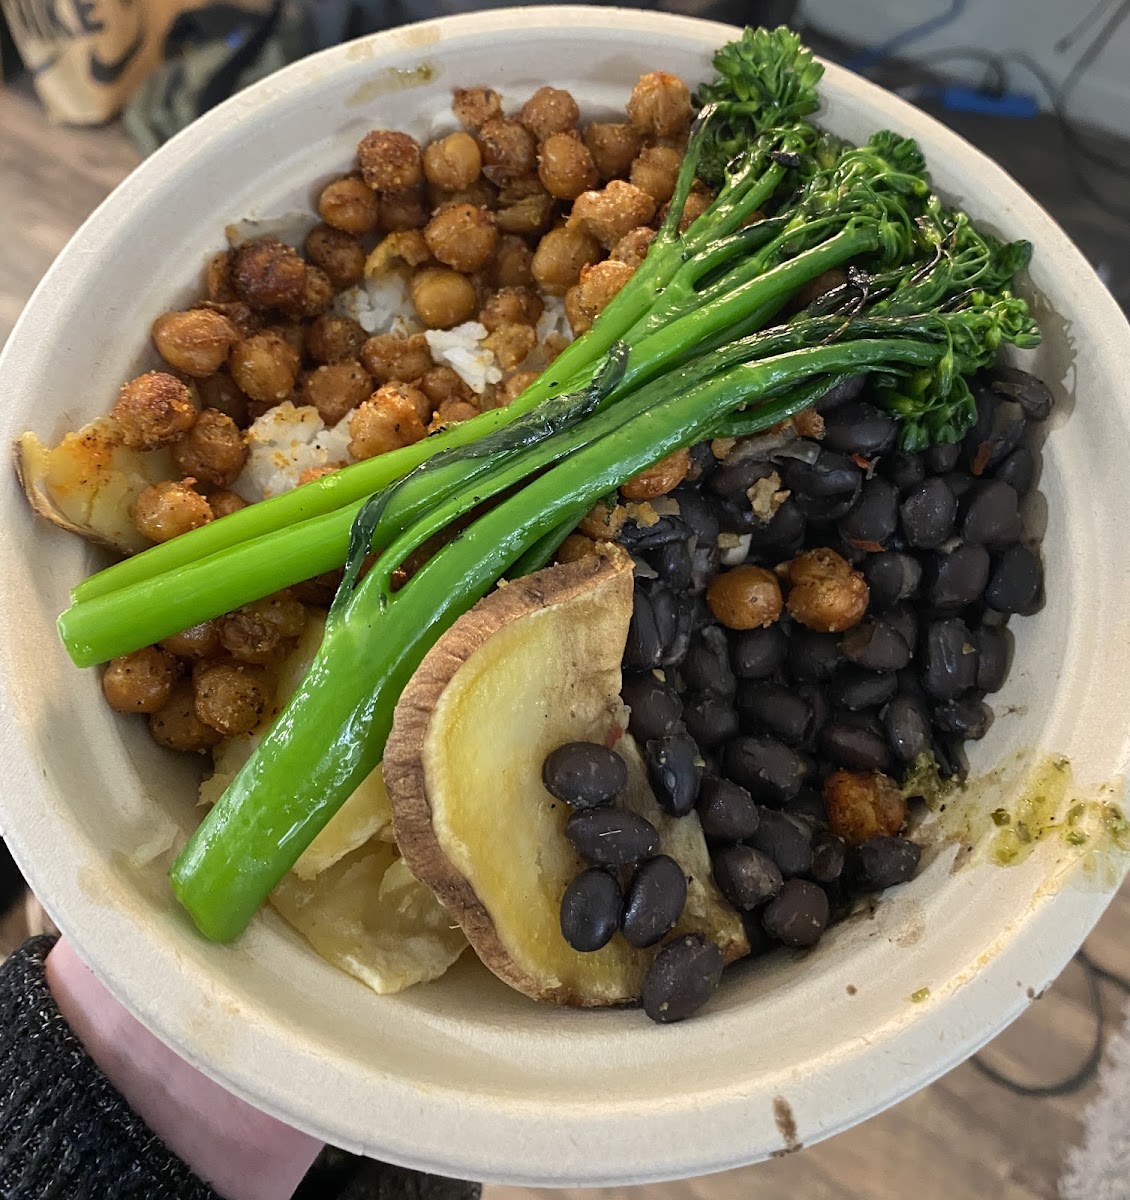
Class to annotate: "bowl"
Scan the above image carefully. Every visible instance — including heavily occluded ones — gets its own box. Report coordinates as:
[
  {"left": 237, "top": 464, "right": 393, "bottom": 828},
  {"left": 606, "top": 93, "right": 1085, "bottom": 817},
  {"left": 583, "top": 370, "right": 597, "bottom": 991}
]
[{"left": 1, "top": 6, "right": 1128, "bottom": 1184}]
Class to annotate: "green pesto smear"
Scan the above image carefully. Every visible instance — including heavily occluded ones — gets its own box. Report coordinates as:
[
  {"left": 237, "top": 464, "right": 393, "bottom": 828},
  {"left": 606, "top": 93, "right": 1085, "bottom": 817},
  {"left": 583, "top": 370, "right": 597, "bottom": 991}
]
[{"left": 909, "top": 987, "right": 931, "bottom": 1003}]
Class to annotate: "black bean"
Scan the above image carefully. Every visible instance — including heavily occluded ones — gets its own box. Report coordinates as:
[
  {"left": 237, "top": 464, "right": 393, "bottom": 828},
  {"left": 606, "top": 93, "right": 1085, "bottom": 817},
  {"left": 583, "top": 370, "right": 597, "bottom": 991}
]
[
  {"left": 712, "top": 845, "right": 783, "bottom": 910},
  {"left": 882, "top": 693, "right": 933, "bottom": 764},
  {"left": 784, "top": 785, "right": 828, "bottom": 826},
  {"left": 921, "top": 618, "right": 977, "bottom": 700},
  {"left": 810, "top": 832, "right": 846, "bottom": 883},
  {"left": 850, "top": 836, "right": 921, "bottom": 891},
  {"left": 688, "top": 441, "right": 719, "bottom": 480},
  {"left": 940, "top": 470, "right": 974, "bottom": 501},
  {"left": 933, "top": 696, "right": 994, "bottom": 740},
  {"left": 682, "top": 693, "right": 739, "bottom": 747},
  {"left": 566, "top": 808, "right": 660, "bottom": 867},
  {"left": 697, "top": 774, "right": 760, "bottom": 842},
  {"left": 925, "top": 543, "right": 991, "bottom": 610},
  {"left": 964, "top": 404, "right": 1025, "bottom": 477},
  {"left": 985, "top": 544, "right": 1042, "bottom": 614},
  {"left": 543, "top": 742, "right": 627, "bottom": 809},
  {"left": 618, "top": 514, "right": 691, "bottom": 553},
  {"left": 815, "top": 374, "right": 867, "bottom": 412},
  {"left": 672, "top": 487, "right": 720, "bottom": 545},
  {"left": 560, "top": 869, "right": 622, "bottom": 952},
  {"left": 741, "top": 913, "right": 778, "bottom": 957},
  {"left": 621, "top": 855, "right": 688, "bottom": 948},
  {"left": 736, "top": 682, "right": 813, "bottom": 746},
  {"left": 641, "top": 933, "right": 724, "bottom": 1023},
  {"left": 973, "top": 626, "right": 1010, "bottom": 693},
  {"left": 828, "top": 668, "right": 898, "bottom": 711},
  {"left": 900, "top": 477, "right": 956, "bottom": 549},
  {"left": 723, "top": 735, "right": 808, "bottom": 804},
  {"left": 645, "top": 732, "right": 702, "bottom": 817},
  {"left": 839, "top": 476, "right": 899, "bottom": 548},
  {"left": 762, "top": 879, "right": 829, "bottom": 947},
  {"left": 788, "top": 629, "right": 844, "bottom": 682},
  {"left": 622, "top": 672, "right": 682, "bottom": 742},
  {"left": 883, "top": 450, "right": 926, "bottom": 493},
  {"left": 624, "top": 583, "right": 664, "bottom": 670},
  {"left": 689, "top": 542, "right": 721, "bottom": 593},
  {"left": 885, "top": 606, "right": 919, "bottom": 659},
  {"left": 820, "top": 721, "right": 891, "bottom": 772},
  {"left": 796, "top": 683, "right": 830, "bottom": 743},
  {"left": 648, "top": 583, "right": 693, "bottom": 667},
  {"left": 932, "top": 734, "right": 965, "bottom": 780},
  {"left": 745, "top": 498, "right": 806, "bottom": 558},
  {"left": 782, "top": 450, "right": 861, "bottom": 499},
  {"left": 862, "top": 552, "right": 921, "bottom": 609},
  {"left": 822, "top": 402, "right": 898, "bottom": 458},
  {"left": 731, "top": 625, "right": 788, "bottom": 678},
  {"left": 795, "top": 484, "right": 862, "bottom": 523},
  {"left": 990, "top": 365, "right": 1053, "bottom": 421},
  {"left": 682, "top": 626, "right": 736, "bottom": 698},
  {"left": 650, "top": 540, "right": 693, "bottom": 592},
  {"left": 708, "top": 459, "right": 777, "bottom": 503},
  {"left": 994, "top": 446, "right": 1035, "bottom": 496},
  {"left": 962, "top": 480, "right": 1022, "bottom": 548},
  {"left": 923, "top": 441, "right": 960, "bottom": 474},
  {"left": 749, "top": 808, "right": 814, "bottom": 878},
  {"left": 842, "top": 619, "right": 911, "bottom": 672}
]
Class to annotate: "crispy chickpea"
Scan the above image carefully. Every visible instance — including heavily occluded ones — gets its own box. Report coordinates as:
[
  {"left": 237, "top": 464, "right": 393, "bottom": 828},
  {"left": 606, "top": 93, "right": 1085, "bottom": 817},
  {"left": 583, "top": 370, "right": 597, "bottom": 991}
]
[
  {"left": 133, "top": 479, "right": 213, "bottom": 543},
  {"left": 348, "top": 385, "right": 428, "bottom": 459},
  {"left": 171, "top": 409, "right": 247, "bottom": 488},
  {"left": 112, "top": 372, "right": 197, "bottom": 450},
  {"left": 569, "top": 181, "right": 656, "bottom": 249},
  {"left": 611, "top": 225, "right": 656, "bottom": 269},
  {"left": 823, "top": 770, "right": 907, "bottom": 845},
  {"left": 629, "top": 145, "right": 681, "bottom": 204},
  {"left": 423, "top": 131, "right": 482, "bottom": 191},
  {"left": 291, "top": 570, "right": 343, "bottom": 607},
  {"left": 365, "top": 230, "right": 431, "bottom": 277},
  {"left": 564, "top": 258, "right": 634, "bottom": 335},
  {"left": 483, "top": 322, "right": 537, "bottom": 370},
  {"left": 519, "top": 86, "right": 580, "bottom": 141},
  {"left": 230, "top": 237, "right": 307, "bottom": 312},
  {"left": 494, "top": 177, "right": 556, "bottom": 237},
  {"left": 431, "top": 178, "right": 497, "bottom": 212},
  {"left": 677, "top": 186, "right": 713, "bottom": 233},
  {"left": 102, "top": 647, "right": 177, "bottom": 714},
  {"left": 531, "top": 225, "right": 603, "bottom": 296},
  {"left": 707, "top": 564, "right": 784, "bottom": 630},
  {"left": 410, "top": 267, "right": 478, "bottom": 329},
  {"left": 491, "top": 370, "right": 538, "bottom": 409},
  {"left": 303, "top": 224, "right": 365, "bottom": 290},
  {"left": 148, "top": 683, "right": 222, "bottom": 753},
  {"left": 452, "top": 86, "right": 502, "bottom": 130},
  {"left": 205, "top": 250, "right": 236, "bottom": 302},
  {"left": 151, "top": 309, "right": 238, "bottom": 378},
  {"left": 578, "top": 499, "right": 627, "bottom": 540},
  {"left": 220, "top": 593, "right": 306, "bottom": 665},
  {"left": 229, "top": 331, "right": 299, "bottom": 405},
  {"left": 318, "top": 174, "right": 380, "bottom": 235},
  {"left": 424, "top": 202, "right": 499, "bottom": 273},
  {"left": 284, "top": 265, "right": 334, "bottom": 321},
  {"left": 790, "top": 267, "right": 850, "bottom": 314},
  {"left": 375, "top": 380, "right": 432, "bottom": 424},
  {"left": 379, "top": 189, "right": 428, "bottom": 232},
  {"left": 478, "top": 118, "right": 537, "bottom": 187},
  {"left": 492, "top": 235, "right": 535, "bottom": 288},
  {"left": 299, "top": 362, "right": 374, "bottom": 426},
  {"left": 621, "top": 447, "right": 690, "bottom": 501},
  {"left": 306, "top": 313, "right": 368, "bottom": 365},
  {"left": 431, "top": 398, "right": 480, "bottom": 428},
  {"left": 784, "top": 547, "right": 870, "bottom": 632},
  {"left": 360, "top": 332, "right": 433, "bottom": 384},
  {"left": 357, "top": 129, "right": 423, "bottom": 192},
  {"left": 297, "top": 463, "right": 346, "bottom": 486},
  {"left": 480, "top": 287, "right": 543, "bottom": 332},
  {"left": 582, "top": 123, "right": 641, "bottom": 181},
  {"left": 273, "top": 321, "right": 306, "bottom": 360},
  {"left": 197, "top": 299, "right": 259, "bottom": 338},
  {"left": 420, "top": 365, "right": 472, "bottom": 409},
  {"left": 556, "top": 534, "right": 599, "bottom": 564},
  {"left": 538, "top": 132, "right": 598, "bottom": 201},
  {"left": 627, "top": 70, "right": 692, "bottom": 140},
  {"left": 193, "top": 661, "right": 269, "bottom": 736},
  {"left": 208, "top": 490, "right": 249, "bottom": 518},
  {"left": 160, "top": 621, "right": 221, "bottom": 659}
]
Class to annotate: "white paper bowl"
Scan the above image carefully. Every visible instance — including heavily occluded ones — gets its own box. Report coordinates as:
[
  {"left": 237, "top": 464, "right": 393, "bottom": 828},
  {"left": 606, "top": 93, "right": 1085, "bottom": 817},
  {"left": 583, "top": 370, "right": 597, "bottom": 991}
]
[{"left": 1, "top": 6, "right": 1128, "bottom": 1184}]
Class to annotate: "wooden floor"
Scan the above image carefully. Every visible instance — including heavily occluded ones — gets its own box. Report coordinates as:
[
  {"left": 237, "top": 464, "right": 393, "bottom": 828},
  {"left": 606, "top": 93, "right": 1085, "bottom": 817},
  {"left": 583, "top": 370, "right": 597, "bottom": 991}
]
[{"left": 2, "top": 76, "right": 1129, "bottom": 1200}]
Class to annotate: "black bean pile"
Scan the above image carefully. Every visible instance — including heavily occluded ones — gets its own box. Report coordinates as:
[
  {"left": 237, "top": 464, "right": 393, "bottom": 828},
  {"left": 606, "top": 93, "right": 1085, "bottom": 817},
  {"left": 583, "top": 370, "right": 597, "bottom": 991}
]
[{"left": 546, "top": 364, "right": 1051, "bottom": 1023}]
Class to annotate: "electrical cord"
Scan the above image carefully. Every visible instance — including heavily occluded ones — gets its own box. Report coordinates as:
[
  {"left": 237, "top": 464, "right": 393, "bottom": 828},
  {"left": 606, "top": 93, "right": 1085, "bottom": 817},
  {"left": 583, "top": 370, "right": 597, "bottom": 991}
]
[{"left": 845, "top": 0, "right": 966, "bottom": 73}]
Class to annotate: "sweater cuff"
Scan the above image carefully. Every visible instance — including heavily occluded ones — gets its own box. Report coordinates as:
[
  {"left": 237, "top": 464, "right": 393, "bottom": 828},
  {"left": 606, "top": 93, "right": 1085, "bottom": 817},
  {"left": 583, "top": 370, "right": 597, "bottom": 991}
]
[{"left": 0, "top": 936, "right": 218, "bottom": 1200}]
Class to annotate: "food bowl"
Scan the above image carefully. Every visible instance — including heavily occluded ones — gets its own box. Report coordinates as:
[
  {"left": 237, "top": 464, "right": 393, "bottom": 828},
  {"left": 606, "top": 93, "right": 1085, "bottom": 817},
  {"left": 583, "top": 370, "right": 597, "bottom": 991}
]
[{"left": 1, "top": 6, "right": 1128, "bottom": 1184}]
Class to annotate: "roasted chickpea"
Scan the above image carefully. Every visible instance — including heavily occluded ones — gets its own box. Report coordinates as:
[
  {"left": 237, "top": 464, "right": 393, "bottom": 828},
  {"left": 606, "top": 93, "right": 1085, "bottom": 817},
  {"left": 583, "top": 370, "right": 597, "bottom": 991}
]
[
  {"left": 160, "top": 621, "right": 221, "bottom": 659},
  {"left": 823, "top": 770, "right": 907, "bottom": 845},
  {"left": 299, "top": 362, "right": 374, "bottom": 426},
  {"left": 569, "top": 181, "right": 656, "bottom": 249},
  {"left": 148, "top": 683, "right": 222, "bottom": 753},
  {"left": 410, "top": 267, "right": 478, "bottom": 329},
  {"left": 431, "top": 398, "right": 480, "bottom": 428},
  {"left": 790, "top": 267, "right": 850, "bottom": 313},
  {"left": 707, "top": 565, "right": 784, "bottom": 630},
  {"left": 193, "top": 661, "right": 269, "bottom": 736},
  {"left": 519, "top": 86, "right": 580, "bottom": 141},
  {"left": 205, "top": 250, "right": 236, "bottom": 302},
  {"left": 491, "top": 370, "right": 538, "bottom": 409},
  {"left": 420, "top": 365, "right": 473, "bottom": 409},
  {"left": 537, "top": 132, "right": 598, "bottom": 201},
  {"left": 555, "top": 534, "right": 599, "bottom": 564},
  {"left": 492, "top": 236, "right": 535, "bottom": 288},
  {"left": 452, "top": 86, "right": 503, "bottom": 130},
  {"left": 151, "top": 309, "right": 238, "bottom": 378},
  {"left": 582, "top": 122, "right": 642, "bottom": 181},
  {"left": 478, "top": 118, "right": 537, "bottom": 187},
  {"left": 480, "top": 286, "right": 543, "bottom": 332},
  {"left": 627, "top": 70, "right": 692, "bottom": 139},
  {"left": 424, "top": 202, "right": 499, "bottom": 273},
  {"left": 564, "top": 259, "right": 634, "bottom": 335},
  {"left": 483, "top": 322, "right": 537, "bottom": 370},
  {"left": 112, "top": 372, "right": 197, "bottom": 450},
  {"left": 531, "top": 225, "right": 603, "bottom": 296},
  {"left": 318, "top": 174, "right": 380, "bottom": 235},
  {"left": 578, "top": 499, "right": 627, "bottom": 540},
  {"left": 133, "top": 479, "right": 213, "bottom": 543},
  {"left": 197, "top": 299, "right": 259, "bottom": 339},
  {"left": 170, "top": 409, "right": 247, "bottom": 488},
  {"left": 423, "top": 131, "right": 482, "bottom": 191},
  {"left": 297, "top": 463, "right": 346, "bottom": 486},
  {"left": 272, "top": 321, "right": 306, "bottom": 361},
  {"left": 365, "top": 230, "right": 431, "bottom": 278},
  {"left": 494, "top": 177, "right": 556, "bottom": 237},
  {"left": 784, "top": 547, "right": 870, "bottom": 632},
  {"left": 348, "top": 385, "right": 428, "bottom": 459},
  {"left": 629, "top": 145, "right": 682, "bottom": 204},
  {"left": 291, "top": 570, "right": 343, "bottom": 607},
  {"left": 621, "top": 447, "right": 690, "bottom": 501},
  {"left": 303, "top": 224, "right": 365, "bottom": 290},
  {"left": 229, "top": 331, "right": 299, "bottom": 406},
  {"left": 611, "top": 225, "right": 656, "bottom": 268},
  {"left": 306, "top": 314, "right": 368, "bottom": 365},
  {"left": 102, "top": 647, "right": 177, "bottom": 714},
  {"left": 357, "top": 129, "right": 423, "bottom": 192},
  {"left": 284, "top": 265, "right": 334, "bottom": 321},
  {"left": 359, "top": 332, "right": 433, "bottom": 384},
  {"left": 230, "top": 237, "right": 307, "bottom": 311},
  {"left": 219, "top": 593, "right": 306, "bottom": 665},
  {"left": 431, "top": 178, "right": 497, "bottom": 212},
  {"left": 677, "top": 186, "right": 713, "bottom": 233},
  {"left": 208, "top": 490, "right": 249, "bottom": 518},
  {"left": 378, "top": 188, "right": 428, "bottom": 232},
  {"left": 375, "top": 380, "right": 432, "bottom": 424}
]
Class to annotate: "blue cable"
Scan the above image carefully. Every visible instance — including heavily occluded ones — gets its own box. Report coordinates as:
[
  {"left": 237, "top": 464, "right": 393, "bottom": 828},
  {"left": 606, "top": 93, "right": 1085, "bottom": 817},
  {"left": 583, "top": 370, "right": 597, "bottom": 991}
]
[{"left": 846, "top": 0, "right": 968, "bottom": 72}]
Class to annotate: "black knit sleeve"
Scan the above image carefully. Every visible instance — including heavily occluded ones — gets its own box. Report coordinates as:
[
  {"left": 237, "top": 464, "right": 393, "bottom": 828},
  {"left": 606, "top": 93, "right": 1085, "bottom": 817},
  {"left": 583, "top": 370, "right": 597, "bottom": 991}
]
[{"left": 0, "top": 936, "right": 219, "bottom": 1200}]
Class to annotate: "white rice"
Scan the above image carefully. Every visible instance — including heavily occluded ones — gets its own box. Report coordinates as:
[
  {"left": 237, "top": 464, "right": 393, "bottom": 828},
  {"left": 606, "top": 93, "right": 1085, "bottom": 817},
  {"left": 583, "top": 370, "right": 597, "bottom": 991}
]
[
  {"left": 536, "top": 295, "right": 571, "bottom": 345},
  {"left": 234, "top": 402, "right": 356, "bottom": 502},
  {"left": 424, "top": 322, "right": 502, "bottom": 395},
  {"left": 335, "top": 272, "right": 419, "bottom": 336}
]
